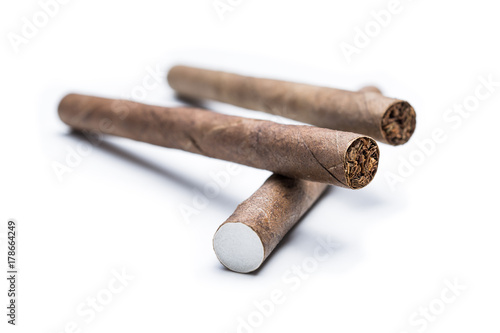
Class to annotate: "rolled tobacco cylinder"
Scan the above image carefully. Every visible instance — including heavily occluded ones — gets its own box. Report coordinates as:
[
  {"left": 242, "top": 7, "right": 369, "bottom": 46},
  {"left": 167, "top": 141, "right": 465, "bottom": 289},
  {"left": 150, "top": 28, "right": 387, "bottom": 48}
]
[
  {"left": 58, "top": 94, "right": 379, "bottom": 189},
  {"left": 167, "top": 65, "right": 416, "bottom": 145},
  {"left": 213, "top": 174, "right": 328, "bottom": 273}
]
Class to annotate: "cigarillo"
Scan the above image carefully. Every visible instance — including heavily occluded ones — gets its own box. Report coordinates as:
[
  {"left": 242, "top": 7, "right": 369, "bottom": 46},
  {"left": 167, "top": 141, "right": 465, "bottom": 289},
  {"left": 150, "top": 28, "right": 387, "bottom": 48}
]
[
  {"left": 213, "top": 174, "right": 328, "bottom": 273},
  {"left": 167, "top": 65, "right": 416, "bottom": 145},
  {"left": 58, "top": 94, "right": 379, "bottom": 188}
]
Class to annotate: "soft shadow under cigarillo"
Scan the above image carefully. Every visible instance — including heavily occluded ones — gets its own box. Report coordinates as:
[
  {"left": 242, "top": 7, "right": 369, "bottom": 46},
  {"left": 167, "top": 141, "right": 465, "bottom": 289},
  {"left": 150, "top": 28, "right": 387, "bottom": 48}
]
[
  {"left": 58, "top": 94, "right": 379, "bottom": 188},
  {"left": 167, "top": 65, "right": 416, "bottom": 146},
  {"left": 213, "top": 174, "right": 328, "bottom": 273}
]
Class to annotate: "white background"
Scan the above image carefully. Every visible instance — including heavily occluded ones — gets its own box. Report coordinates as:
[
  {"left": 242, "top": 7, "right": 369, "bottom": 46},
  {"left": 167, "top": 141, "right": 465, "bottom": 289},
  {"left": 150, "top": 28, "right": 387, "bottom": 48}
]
[{"left": 1, "top": 0, "right": 499, "bottom": 332}]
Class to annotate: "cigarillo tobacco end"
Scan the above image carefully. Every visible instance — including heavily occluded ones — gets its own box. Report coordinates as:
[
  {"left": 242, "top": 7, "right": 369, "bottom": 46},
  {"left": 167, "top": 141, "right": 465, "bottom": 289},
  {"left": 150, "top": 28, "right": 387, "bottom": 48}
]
[
  {"left": 345, "top": 137, "right": 379, "bottom": 189},
  {"left": 381, "top": 101, "right": 416, "bottom": 145},
  {"left": 213, "top": 223, "right": 265, "bottom": 273}
]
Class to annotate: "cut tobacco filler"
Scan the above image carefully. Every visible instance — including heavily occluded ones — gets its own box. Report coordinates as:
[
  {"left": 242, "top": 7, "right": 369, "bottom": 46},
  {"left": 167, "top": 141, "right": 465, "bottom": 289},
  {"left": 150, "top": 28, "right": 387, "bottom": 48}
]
[
  {"left": 58, "top": 94, "right": 379, "bottom": 188},
  {"left": 167, "top": 65, "right": 416, "bottom": 145},
  {"left": 214, "top": 174, "right": 328, "bottom": 273}
]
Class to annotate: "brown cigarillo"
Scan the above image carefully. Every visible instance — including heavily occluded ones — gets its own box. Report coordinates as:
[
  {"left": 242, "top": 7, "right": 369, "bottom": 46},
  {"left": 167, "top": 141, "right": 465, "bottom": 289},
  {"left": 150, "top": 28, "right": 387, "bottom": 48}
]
[
  {"left": 213, "top": 174, "right": 328, "bottom": 273},
  {"left": 58, "top": 94, "right": 379, "bottom": 188},
  {"left": 167, "top": 65, "right": 416, "bottom": 145}
]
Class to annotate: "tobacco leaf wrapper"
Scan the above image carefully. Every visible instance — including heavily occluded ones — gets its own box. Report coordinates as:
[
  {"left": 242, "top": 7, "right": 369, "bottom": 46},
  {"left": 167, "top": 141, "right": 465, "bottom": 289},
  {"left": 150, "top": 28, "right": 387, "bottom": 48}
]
[
  {"left": 58, "top": 94, "right": 379, "bottom": 188},
  {"left": 213, "top": 174, "right": 328, "bottom": 273},
  {"left": 167, "top": 65, "right": 416, "bottom": 145}
]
